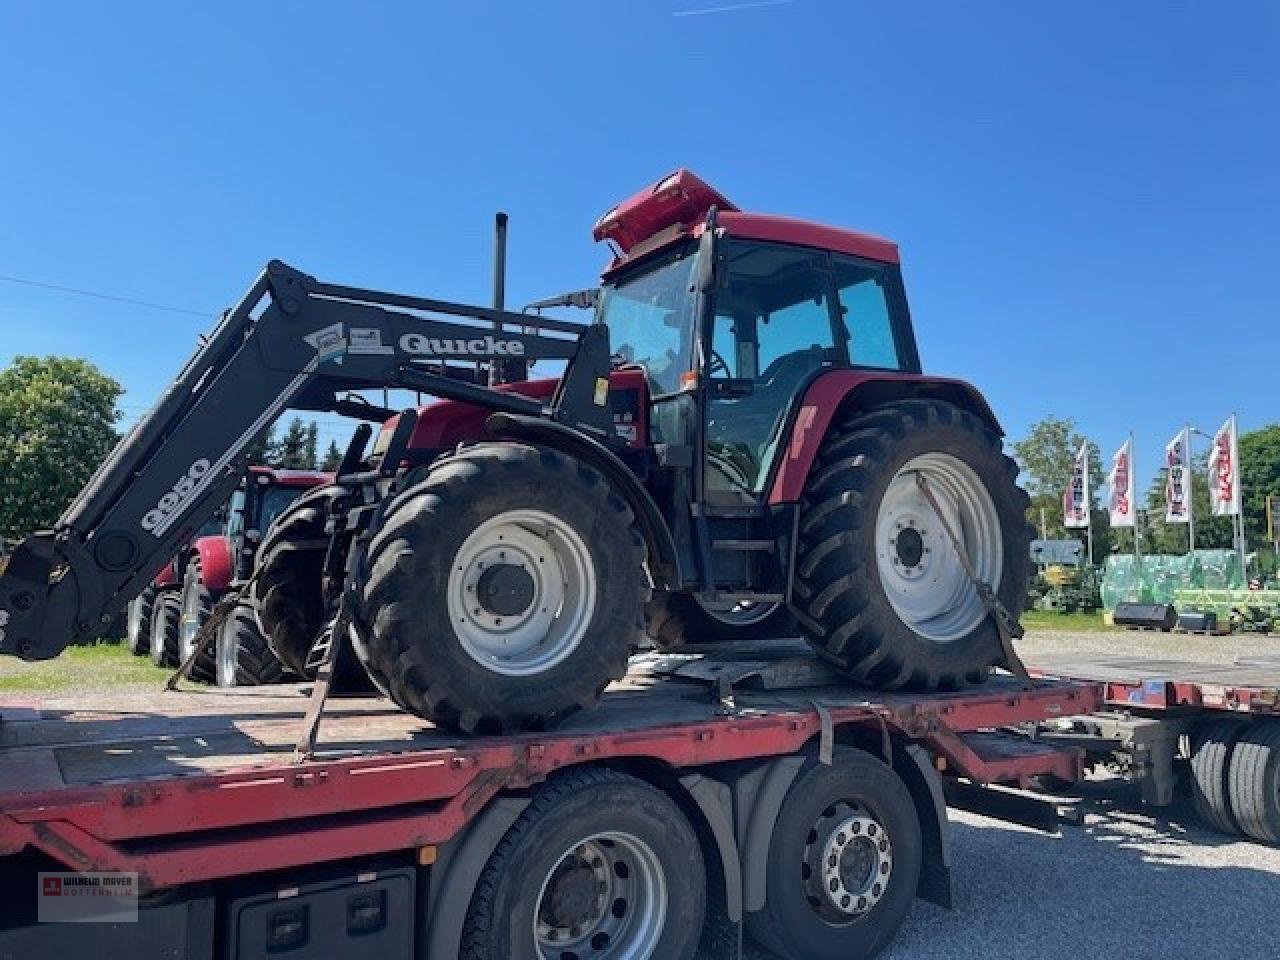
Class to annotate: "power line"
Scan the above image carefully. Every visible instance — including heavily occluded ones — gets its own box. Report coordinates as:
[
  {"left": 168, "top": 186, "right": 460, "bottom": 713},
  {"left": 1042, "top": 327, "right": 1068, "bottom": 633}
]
[{"left": 0, "top": 273, "right": 214, "bottom": 318}]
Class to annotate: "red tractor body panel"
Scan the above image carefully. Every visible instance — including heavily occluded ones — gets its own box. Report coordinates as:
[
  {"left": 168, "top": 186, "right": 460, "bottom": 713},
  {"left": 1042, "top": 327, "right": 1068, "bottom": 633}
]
[
  {"left": 767, "top": 369, "right": 1003, "bottom": 505},
  {"left": 390, "top": 370, "right": 651, "bottom": 454},
  {"left": 151, "top": 559, "right": 179, "bottom": 589},
  {"left": 190, "top": 535, "right": 235, "bottom": 592}
]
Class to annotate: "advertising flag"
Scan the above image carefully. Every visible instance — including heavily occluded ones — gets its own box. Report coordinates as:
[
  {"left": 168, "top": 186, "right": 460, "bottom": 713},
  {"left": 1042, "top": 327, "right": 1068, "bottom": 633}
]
[
  {"left": 1208, "top": 416, "right": 1241, "bottom": 517},
  {"left": 1164, "top": 428, "right": 1191, "bottom": 525},
  {"left": 1063, "top": 441, "right": 1090, "bottom": 529},
  {"left": 1108, "top": 438, "right": 1136, "bottom": 528}
]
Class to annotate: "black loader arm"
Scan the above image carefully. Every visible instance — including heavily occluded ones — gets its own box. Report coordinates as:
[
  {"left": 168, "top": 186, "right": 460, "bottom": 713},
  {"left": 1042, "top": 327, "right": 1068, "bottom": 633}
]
[{"left": 0, "top": 260, "right": 608, "bottom": 661}]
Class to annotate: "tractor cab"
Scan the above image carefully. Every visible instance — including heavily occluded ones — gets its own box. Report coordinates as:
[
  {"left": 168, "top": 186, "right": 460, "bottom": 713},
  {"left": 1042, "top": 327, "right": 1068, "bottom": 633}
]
[{"left": 594, "top": 171, "right": 926, "bottom": 616}]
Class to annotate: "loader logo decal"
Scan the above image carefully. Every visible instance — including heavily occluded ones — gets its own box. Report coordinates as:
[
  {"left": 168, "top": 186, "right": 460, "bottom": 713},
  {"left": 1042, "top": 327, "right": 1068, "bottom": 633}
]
[
  {"left": 141, "top": 459, "right": 211, "bottom": 537},
  {"left": 399, "top": 333, "right": 526, "bottom": 357}
]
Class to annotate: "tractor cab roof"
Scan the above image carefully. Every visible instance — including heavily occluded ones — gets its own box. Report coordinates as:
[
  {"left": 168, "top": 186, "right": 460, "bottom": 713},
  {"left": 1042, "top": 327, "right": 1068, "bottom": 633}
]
[
  {"left": 594, "top": 169, "right": 899, "bottom": 278},
  {"left": 246, "top": 465, "right": 333, "bottom": 488}
]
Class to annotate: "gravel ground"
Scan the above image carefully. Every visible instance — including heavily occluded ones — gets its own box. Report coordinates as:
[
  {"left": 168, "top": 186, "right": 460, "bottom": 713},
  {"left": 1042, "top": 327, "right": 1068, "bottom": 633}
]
[
  {"left": 1016, "top": 624, "right": 1280, "bottom": 665},
  {"left": 724, "top": 626, "right": 1280, "bottom": 959}
]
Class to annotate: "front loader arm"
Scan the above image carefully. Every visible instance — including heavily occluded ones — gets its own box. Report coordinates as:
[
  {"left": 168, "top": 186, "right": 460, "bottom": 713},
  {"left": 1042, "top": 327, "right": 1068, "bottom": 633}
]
[{"left": 0, "top": 261, "right": 603, "bottom": 660}]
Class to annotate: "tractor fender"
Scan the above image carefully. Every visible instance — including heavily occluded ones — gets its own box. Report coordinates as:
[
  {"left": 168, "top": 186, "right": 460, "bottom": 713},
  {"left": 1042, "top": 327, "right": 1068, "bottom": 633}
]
[
  {"left": 767, "top": 369, "right": 1003, "bottom": 505},
  {"left": 152, "top": 557, "right": 179, "bottom": 589},
  {"left": 485, "top": 412, "right": 683, "bottom": 589},
  {"left": 189, "top": 535, "right": 233, "bottom": 592}
]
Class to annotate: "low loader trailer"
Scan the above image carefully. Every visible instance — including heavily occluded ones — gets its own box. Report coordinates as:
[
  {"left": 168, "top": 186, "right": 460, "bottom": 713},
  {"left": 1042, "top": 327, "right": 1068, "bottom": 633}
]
[{"left": 0, "top": 643, "right": 1097, "bottom": 960}]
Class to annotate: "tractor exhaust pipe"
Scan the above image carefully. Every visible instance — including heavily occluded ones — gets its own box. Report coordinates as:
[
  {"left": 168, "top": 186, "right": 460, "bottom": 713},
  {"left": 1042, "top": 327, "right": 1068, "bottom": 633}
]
[{"left": 489, "top": 212, "right": 513, "bottom": 385}]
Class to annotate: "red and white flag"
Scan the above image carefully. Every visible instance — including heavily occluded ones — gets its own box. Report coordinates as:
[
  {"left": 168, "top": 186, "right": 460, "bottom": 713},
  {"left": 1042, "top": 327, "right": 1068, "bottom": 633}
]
[
  {"left": 1063, "top": 441, "right": 1090, "bottom": 529},
  {"left": 1208, "top": 415, "right": 1241, "bottom": 517},
  {"left": 1108, "top": 438, "right": 1136, "bottom": 528},
  {"left": 1164, "top": 428, "right": 1191, "bottom": 525}
]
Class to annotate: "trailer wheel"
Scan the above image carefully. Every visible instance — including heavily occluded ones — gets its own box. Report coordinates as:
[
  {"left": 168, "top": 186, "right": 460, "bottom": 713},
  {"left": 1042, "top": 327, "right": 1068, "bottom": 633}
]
[
  {"left": 216, "top": 600, "right": 285, "bottom": 687},
  {"left": 794, "top": 399, "right": 1031, "bottom": 690},
  {"left": 178, "top": 560, "right": 216, "bottom": 683},
  {"left": 644, "top": 592, "right": 793, "bottom": 649},
  {"left": 253, "top": 484, "right": 344, "bottom": 678},
  {"left": 149, "top": 590, "right": 181, "bottom": 667},
  {"left": 1227, "top": 720, "right": 1280, "bottom": 845},
  {"left": 745, "top": 746, "right": 921, "bottom": 960},
  {"left": 1190, "top": 717, "right": 1245, "bottom": 836},
  {"left": 126, "top": 586, "right": 156, "bottom": 656},
  {"left": 354, "top": 444, "right": 646, "bottom": 733},
  {"left": 461, "top": 768, "right": 705, "bottom": 960}
]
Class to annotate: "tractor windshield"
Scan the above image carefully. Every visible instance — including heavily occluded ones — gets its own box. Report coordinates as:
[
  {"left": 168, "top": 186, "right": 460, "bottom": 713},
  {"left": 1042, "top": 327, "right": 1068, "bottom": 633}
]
[{"left": 598, "top": 250, "right": 699, "bottom": 396}]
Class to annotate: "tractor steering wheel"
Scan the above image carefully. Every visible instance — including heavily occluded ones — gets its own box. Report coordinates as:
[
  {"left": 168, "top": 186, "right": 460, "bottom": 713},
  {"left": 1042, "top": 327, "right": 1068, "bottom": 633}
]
[{"left": 709, "top": 349, "right": 732, "bottom": 378}]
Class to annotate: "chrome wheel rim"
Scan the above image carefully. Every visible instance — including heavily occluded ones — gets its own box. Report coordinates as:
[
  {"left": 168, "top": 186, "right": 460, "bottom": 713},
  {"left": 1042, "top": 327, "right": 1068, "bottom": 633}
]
[
  {"left": 874, "top": 452, "right": 1003, "bottom": 643},
  {"left": 216, "top": 626, "right": 236, "bottom": 686},
  {"left": 694, "top": 596, "right": 780, "bottom": 628},
  {"left": 534, "top": 831, "right": 667, "bottom": 959},
  {"left": 448, "top": 509, "right": 596, "bottom": 677},
  {"left": 803, "top": 800, "right": 893, "bottom": 924},
  {"left": 126, "top": 597, "right": 144, "bottom": 651}
]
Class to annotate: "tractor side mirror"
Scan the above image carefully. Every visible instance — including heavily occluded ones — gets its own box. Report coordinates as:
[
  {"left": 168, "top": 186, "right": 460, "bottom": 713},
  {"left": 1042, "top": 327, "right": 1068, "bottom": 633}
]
[{"left": 244, "top": 528, "right": 263, "bottom": 544}]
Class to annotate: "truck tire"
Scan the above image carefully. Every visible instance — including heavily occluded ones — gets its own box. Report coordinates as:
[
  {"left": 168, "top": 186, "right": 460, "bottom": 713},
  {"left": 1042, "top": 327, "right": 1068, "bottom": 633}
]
[
  {"left": 1190, "top": 717, "right": 1245, "bottom": 836},
  {"left": 461, "top": 767, "right": 705, "bottom": 960},
  {"left": 353, "top": 443, "right": 646, "bottom": 733},
  {"left": 745, "top": 746, "right": 922, "bottom": 960},
  {"left": 178, "top": 560, "right": 217, "bottom": 683},
  {"left": 794, "top": 399, "right": 1031, "bottom": 691},
  {"left": 1227, "top": 720, "right": 1280, "bottom": 845},
  {"left": 149, "top": 590, "right": 181, "bottom": 667},
  {"left": 126, "top": 586, "right": 156, "bottom": 656},
  {"left": 644, "top": 592, "right": 793, "bottom": 650},
  {"left": 253, "top": 484, "right": 344, "bottom": 678},
  {"left": 216, "top": 600, "right": 285, "bottom": 687}
]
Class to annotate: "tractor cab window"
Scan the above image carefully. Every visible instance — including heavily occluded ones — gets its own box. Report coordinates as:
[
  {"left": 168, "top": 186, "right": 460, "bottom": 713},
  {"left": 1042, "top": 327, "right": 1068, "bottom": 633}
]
[
  {"left": 225, "top": 489, "right": 247, "bottom": 542},
  {"left": 257, "top": 486, "right": 302, "bottom": 532},
  {"left": 705, "top": 241, "right": 842, "bottom": 499},
  {"left": 599, "top": 250, "right": 699, "bottom": 397},
  {"left": 832, "top": 255, "right": 903, "bottom": 370}
]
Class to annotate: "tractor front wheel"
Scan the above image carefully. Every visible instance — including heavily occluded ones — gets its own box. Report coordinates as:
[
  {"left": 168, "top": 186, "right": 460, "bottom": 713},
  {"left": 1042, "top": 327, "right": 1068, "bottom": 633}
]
[
  {"left": 353, "top": 443, "right": 646, "bottom": 734},
  {"left": 794, "top": 399, "right": 1030, "bottom": 691},
  {"left": 126, "top": 586, "right": 156, "bottom": 656}
]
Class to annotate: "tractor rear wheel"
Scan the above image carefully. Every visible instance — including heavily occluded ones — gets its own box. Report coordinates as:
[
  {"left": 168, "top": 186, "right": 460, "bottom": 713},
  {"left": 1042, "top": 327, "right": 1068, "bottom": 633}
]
[
  {"left": 644, "top": 592, "right": 793, "bottom": 650},
  {"left": 353, "top": 443, "right": 647, "bottom": 734},
  {"left": 149, "top": 590, "right": 181, "bottom": 667},
  {"left": 178, "top": 560, "right": 217, "bottom": 683},
  {"left": 216, "top": 599, "right": 285, "bottom": 687},
  {"left": 794, "top": 399, "right": 1030, "bottom": 691},
  {"left": 253, "top": 484, "right": 344, "bottom": 678},
  {"left": 126, "top": 586, "right": 156, "bottom": 656}
]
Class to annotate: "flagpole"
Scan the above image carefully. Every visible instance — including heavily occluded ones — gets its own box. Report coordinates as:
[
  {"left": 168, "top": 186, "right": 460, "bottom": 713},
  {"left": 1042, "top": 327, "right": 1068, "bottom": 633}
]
[
  {"left": 1085, "top": 442, "right": 1094, "bottom": 567},
  {"left": 1233, "top": 413, "right": 1246, "bottom": 581},
  {"left": 1130, "top": 432, "right": 1141, "bottom": 561},
  {"left": 1185, "top": 424, "right": 1196, "bottom": 555}
]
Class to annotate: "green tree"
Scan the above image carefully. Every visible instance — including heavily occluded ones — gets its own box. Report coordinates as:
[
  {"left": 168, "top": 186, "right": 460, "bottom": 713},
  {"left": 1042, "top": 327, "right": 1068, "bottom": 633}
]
[
  {"left": 1012, "top": 415, "right": 1109, "bottom": 557},
  {"left": 0, "top": 356, "right": 122, "bottom": 538},
  {"left": 1239, "top": 424, "right": 1280, "bottom": 546},
  {"left": 321, "top": 440, "right": 342, "bottom": 471},
  {"left": 1141, "top": 455, "right": 1234, "bottom": 554},
  {"left": 243, "top": 425, "right": 278, "bottom": 467},
  {"left": 274, "top": 417, "right": 319, "bottom": 469}
]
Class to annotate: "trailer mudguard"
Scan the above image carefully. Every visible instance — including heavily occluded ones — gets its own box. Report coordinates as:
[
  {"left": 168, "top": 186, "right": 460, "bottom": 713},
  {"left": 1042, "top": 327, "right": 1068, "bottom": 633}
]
[{"left": 767, "top": 369, "right": 1004, "bottom": 505}]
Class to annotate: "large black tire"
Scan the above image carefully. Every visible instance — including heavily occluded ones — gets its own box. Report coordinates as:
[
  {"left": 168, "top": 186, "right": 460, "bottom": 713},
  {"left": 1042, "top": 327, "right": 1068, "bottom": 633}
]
[
  {"left": 178, "top": 560, "right": 217, "bottom": 684},
  {"left": 215, "top": 600, "right": 285, "bottom": 687},
  {"left": 353, "top": 443, "right": 646, "bottom": 734},
  {"left": 126, "top": 586, "right": 156, "bottom": 656},
  {"left": 1190, "top": 716, "right": 1246, "bottom": 836},
  {"left": 149, "top": 590, "right": 181, "bottom": 667},
  {"left": 793, "top": 399, "right": 1031, "bottom": 691},
  {"left": 644, "top": 592, "right": 794, "bottom": 650},
  {"left": 1227, "top": 720, "right": 1280, "bottom": 845},
  {"left": 461, "top": 768, "right": 706, "bottom": 960},
  {"left": 253, "top": 484, "right": 344, "bottom": 678},
  {"left": 745, "top": 746, "right": 922, "bottom": 960}
]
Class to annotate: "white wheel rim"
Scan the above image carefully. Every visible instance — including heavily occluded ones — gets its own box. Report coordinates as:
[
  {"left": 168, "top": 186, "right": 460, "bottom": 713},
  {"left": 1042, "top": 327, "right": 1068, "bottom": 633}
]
[
  {"left": 874, "top": 453, "right": 1003, "bottom": 644},
  {"left": 694, "top": 596, "right": 780, "bottom": 627},
  {"left": 179, "top": 610, "right": 200, "bottom": 662},
  {"left": 534, "top": 831, "right": 667, "bottom": 959},
  {"left": 126, "top": 598, "right": 144, "bottom": 649},
  {"left": 447, "top": 509, "right": 596, "bottom": 677},
  {"left": 804, "top": 800, "right": 894, "bottom": 923},
  {"left": 216, "top": 628, "right": 236, "bottom": 686}
]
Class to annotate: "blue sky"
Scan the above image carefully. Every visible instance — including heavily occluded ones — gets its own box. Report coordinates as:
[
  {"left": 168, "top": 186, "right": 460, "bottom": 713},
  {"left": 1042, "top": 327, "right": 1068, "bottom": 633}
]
[{"left": 1, "top": 1, "right": 1276, "bottom": 485}]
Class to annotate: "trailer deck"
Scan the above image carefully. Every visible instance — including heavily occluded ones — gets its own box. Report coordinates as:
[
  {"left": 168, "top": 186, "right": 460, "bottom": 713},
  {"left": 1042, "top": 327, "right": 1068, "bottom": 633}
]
[{"left": 0, "top": 642, "right": 1097, "bottom": 893}]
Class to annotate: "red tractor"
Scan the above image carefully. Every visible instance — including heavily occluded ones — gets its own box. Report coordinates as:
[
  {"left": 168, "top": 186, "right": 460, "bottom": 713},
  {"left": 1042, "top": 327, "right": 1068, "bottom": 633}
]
[
  {"left": 1, "top": 170, "right": 1030, "bottom": 736},
  {"left": 178, "top": 466, "right": 331, "bottom": 685},
  {"left": 125, "top": 513, "right": 223, "bottom": 665}
]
